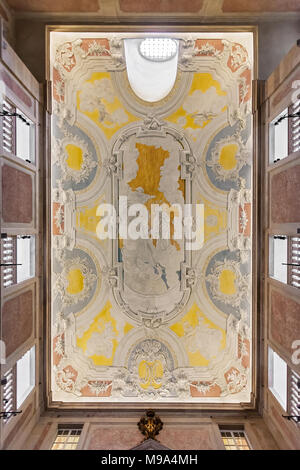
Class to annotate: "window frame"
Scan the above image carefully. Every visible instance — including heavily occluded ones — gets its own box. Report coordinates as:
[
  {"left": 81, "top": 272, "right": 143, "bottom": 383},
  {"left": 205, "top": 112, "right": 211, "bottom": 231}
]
[
  {"left": 219, "top": 427, "right": 252, "bottom": 450},
  {"left": 16, "top": 345, "right": 36, "bottom": 409},
  {"left": 269, "top": 107, "right": 289, "bottom": 164},
  {"left": 268, "top": 346, "right": 288, "bottom": 412},
  {"left": 1, "top": 95, "right": 36, "bottom": 164},
  {"left": 51, "top": 425, "right": 83, "bottom": 450},
  {"left": 268, "top": 234, "right": 300, "bottom": 290},
  {"left": 288, "top": 368, "right": 300, "bottom": 426},
  {"left": 0, "top": 235, "right": 36, "bottom": 289}
]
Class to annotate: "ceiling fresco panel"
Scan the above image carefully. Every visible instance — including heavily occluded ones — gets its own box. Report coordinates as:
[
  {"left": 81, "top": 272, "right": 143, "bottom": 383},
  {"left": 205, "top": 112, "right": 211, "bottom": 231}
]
[
  {"left": 222, "top": 0, "right": 300, "bottom": 13},
  {"left": 49, "top": 31, "right": 254, "bottom": 405},
  {"left": 6, "top": 0, "right": 100, "bottom": 12},
  {"left": 118, "top": 0, "right": 204, "bottom": 13}
]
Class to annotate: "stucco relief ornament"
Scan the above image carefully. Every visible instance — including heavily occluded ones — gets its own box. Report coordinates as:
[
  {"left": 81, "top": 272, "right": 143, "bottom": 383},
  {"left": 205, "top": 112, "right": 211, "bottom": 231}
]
[
  {"left": 53, "top": 203, "right": 64, "bottom": 235},
  {"left": 54, "top": 38, "right": 112, "bottom": 78},
  {"left": 206, "top": 258, "right": 250, "bottom": 308},
  {"left": 109, "top": 38, "right": 126, "bottom": 69},
  {"left": 103, "top": 155, "right": 121, "bottom": 177},
  {"left": 109, "top": 340, "right": 190, "bottom": 399},
  {"left": 190, "top": 381, "right": 217, "bottom": 395},
  {"left": 54, "top": 80, "right": 65, "bottom": 102},
  {"left": 142, "top": 318, "right": 163, "bottom": 330},
  {"left": 181, "top": 320, "right": 223, "bottom": 360},
  {"left": 226, "top": 368, "right": 247, "bottom": 394},
  {"left": 228, "top": 178, "right": 251, "bottom": 257},
  {"left": 195, "top": 42, "right": 221, "bottom": 58},
  {"left": 178, "top": 38, "right": 196, "bottom": 69},
  {"left": 54, "top": 366, "right": 77, "bottom": 394},
  {"left": 54, "top": 334, "right": 65, "bottom": 357},
  {"left": 53, "top": 308, "right": 63, "bottom": 331},
  {"left": 88, "top": 381, "right": 111, "bottom": 396},
  {"left": 84, "top": 323, "right": 116, "bottom": 358},
  {"left": 79, "top": 77, "right": 129, "bottom": 127},
  {"left": 129, "top": 340, "right": 169, "bottom": 364},
  {"left": 239, "top": 76, "right": 250, "bottom": 104},
  {"left": 181, "top": 264, "right": 201, "bottom": 290},
  {"left": 111, "top": 368, "right": 190, "bottom": 400},
  {"left": 229, "top": 108, "right": 248, "bottom": 130},
  {"left": 54, "top": 256, "right": 97, "bottom": 309},
  {"left": 102, "top": 266, "right": 120, "bottom": 288},
  {"left": 83, "top": 40, "right": 110, "bottom": 58},
  {"left": 54, "top": 41, "right": 77, "bottom": 75},
  {"left": 53, "top": 101, "right": 75, "bottom": 128},
  {"left": 230, "top": 44, "right": 250, "bottom": 71},
  {"left": 53, "top": 133, "right": 97, "bottom": 185},
  {"left": 207, "top": 134, "right": 251, "bottom": 182},
  {"left": 142, "top": 114, "right": 164, "bottom": 131}
]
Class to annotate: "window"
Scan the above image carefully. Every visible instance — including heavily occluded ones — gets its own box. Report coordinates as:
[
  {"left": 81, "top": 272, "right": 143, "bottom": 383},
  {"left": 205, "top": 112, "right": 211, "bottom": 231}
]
[
  {"left": 289, "top": 369, "right": 300, "bottom": 425},
  {"left": 269, "top": 235, "right": 288, "bottom": 284},
  {"left": 124, "top": 38, "right": 178, "bottom": 102},
  {"left": 269, "top": 235, "right": 300, "bottom": 289},
  {"left": 1, "top": 346, "right": 36, "bottom": 421},
  {"left": 269, "top": 108, "right": 289, "bottom": 163},
  {"left": 289, "top": 237, "right": 300, "bottom": 289},
  {"left": 51, "top": 425, "right": 83, "bottom": 450},
  {"left": 2, "top": 367, "right": 16, "bottom": 423},
  {"left": 139, "top": 38, "right": 178, "bottom": 62},
  {"left": 1, "top": 236, "right": 17, "bottom": 287},
  {"left": 220, "top": 428, "right": 251, "bottom": 450},
  {"left": 1, "top": 235, "right": 35, "bottom": 288},
  {"left": 16, "top": 345, "right": 35, "bottom": 408},
  {"left": 16, "top": 108, "right": 35, "bottom": 163},
  {"left": 288, "top": 99, "right": 300, "bottom": 154},
  {"left": 16, "top": 236, "right": 36, "bottom": 283},
  {"left": 2, "top": 97, "right": 16, "bottom": 154},
  {"left": 268, "top": 347, "right": 287, "bottom": 411},
  {"left": 1, "top": 97, "right": 35, "bottom": 163}
]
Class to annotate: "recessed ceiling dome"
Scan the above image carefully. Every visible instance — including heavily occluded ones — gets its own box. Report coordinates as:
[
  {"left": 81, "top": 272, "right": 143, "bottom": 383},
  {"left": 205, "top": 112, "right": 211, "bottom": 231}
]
[{"left": 139, "top": 37, "right": 178, "bottom": 62}]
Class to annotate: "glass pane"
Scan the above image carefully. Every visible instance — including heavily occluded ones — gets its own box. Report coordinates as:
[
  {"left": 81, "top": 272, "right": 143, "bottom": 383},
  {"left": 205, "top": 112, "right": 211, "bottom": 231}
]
[
  {"left": 269, "top": 108, "right": 288, "bottom": 163},
  {"left": 269, "top": 236, "right": 287, "bottom": 283},
  {"left": 52, "top": 428, "right": 81, "bottom": 450},
  {"left": 16, "top": 346, "right": 35, "bottom": 408},
  {"left": 268, "top": 347, "right": 287, "bottom": 411},
  {"left": 17, "top": 236, "right": 35, "bottom": 283},
  {"left": 16, "top": 109, "right": 35, "bottom": 163}
]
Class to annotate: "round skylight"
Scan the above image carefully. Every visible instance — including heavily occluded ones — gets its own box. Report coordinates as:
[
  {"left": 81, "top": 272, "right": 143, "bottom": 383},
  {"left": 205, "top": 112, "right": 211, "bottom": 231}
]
[{"left": 139, "top": 38, "right": 178, "bottom": 62}]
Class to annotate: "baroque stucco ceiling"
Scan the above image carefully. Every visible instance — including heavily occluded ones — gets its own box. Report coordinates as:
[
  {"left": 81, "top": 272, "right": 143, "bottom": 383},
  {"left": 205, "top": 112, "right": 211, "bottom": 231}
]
[{"left": 50, "top": 31, "right": 253, "bottom": 406}]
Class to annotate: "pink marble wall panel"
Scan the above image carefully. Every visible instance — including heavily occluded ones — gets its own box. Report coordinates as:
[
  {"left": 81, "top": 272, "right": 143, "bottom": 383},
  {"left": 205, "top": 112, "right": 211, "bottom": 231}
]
[
  {"left": 2, "top": 164, "right": 33, "bottom": 224},
  {"left": 270, "top": 290, "right": 300, "bottom": 357},
  {"left": 223, "top": 0, "right": 300, "bottom": 12},
  {"left": 6, "top": 0, "right": 100, "bottom": 12},
  {"left": 159, "top": 427, "right": 215, "bottom": 450},
  {"left": 3, "top": 403, "right": 33, "bottom": 449},
  {"left": 271, "top": 165, "right": 300, "bottom": 224},
  {"left": 2, "top": 290, "right": 33, "bottom": 357},
  {"left": 119, "top": 0, "right": 204, "bottom": 13},
  {"left": 87, "top": 425, "right": 216, "bottom": 450},
  {"left": 87, "top": 427, "right": 142, "bottom": 450}
]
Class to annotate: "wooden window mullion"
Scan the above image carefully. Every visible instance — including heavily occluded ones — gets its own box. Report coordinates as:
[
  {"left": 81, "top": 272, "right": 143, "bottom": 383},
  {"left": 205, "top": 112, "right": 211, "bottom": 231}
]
[
  {"left": 287, "top": 236, "right": 293, "bottom": 285},
  {"left": 12, "top": 236, "right": 17, "bottom": 284},
  {"left": 288, "top": 104, "right": 293, "bottom": 156}
]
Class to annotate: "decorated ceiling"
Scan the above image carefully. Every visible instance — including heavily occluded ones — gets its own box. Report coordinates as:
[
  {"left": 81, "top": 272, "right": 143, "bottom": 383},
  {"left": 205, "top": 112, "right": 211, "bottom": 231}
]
[{"left": 50, "top": 31, "right": 253, "bottom": 405}]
